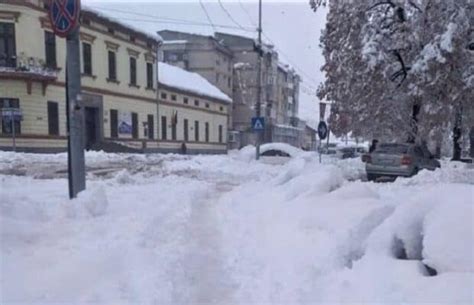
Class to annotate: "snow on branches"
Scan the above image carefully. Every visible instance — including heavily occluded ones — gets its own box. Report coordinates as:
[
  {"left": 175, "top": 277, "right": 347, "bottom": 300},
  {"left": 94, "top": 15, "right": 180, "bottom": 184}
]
[{"left": 314, "top": 0, "right": 473, "bottom": 152}]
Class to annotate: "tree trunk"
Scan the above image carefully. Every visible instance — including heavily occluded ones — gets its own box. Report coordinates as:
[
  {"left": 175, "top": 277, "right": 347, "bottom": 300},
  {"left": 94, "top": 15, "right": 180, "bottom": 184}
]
[
  {"left": 407, "top": 102, "right": 421, "bottom": 143},
  {"left": 452, "top": 103, "right": 462, "bottom": 161}
]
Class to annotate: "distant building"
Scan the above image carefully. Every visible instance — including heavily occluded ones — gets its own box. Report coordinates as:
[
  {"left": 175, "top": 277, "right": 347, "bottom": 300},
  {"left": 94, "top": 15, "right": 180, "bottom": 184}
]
[
  {"left": 157, "top": 63, "right": 230, "bottom": 154},
  {"left": 215, "top": 32, "right": 303, "bottom": 149},
  {"left": 159, "top": 30, "right": 304, "bottom": 149},
  {"left": 158, "top": 30, "right": 234, "bottom": 98},
  {"left": 0, "top": 1, "right": 230, "bottom": 154}
]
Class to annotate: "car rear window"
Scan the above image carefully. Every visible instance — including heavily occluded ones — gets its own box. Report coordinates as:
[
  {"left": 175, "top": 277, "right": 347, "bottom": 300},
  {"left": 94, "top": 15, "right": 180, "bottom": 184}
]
[{"left": 374, "top": 144, "right": 408, "bottom": 154}]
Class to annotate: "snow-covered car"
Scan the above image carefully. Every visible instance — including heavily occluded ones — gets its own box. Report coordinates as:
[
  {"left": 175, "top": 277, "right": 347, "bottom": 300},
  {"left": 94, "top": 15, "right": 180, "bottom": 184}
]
[
  {"left": 258, "top": 143, "right": 303, "bottom": 158},
  {"left": 363, "top": 143, "right": 440, "bottom": 181}
]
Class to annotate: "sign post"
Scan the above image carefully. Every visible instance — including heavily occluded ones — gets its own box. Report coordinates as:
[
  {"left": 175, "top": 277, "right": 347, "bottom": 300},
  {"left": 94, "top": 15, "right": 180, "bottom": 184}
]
[
  {"left": 49, "top": 0, "right": 85, "bottom": 199},
  {"left": 252, "top": 116, "right": 265, "bottom": 159},
  {"left": 317, "top": 120, "right": 328, "bottom": 163},
  {"left": 1, "top": 108, "right": 22, "bottom": 152}
]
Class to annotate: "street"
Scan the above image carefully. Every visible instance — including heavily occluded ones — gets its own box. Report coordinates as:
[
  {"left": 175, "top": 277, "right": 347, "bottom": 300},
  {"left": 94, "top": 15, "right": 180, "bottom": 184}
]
[{"left": 1, "top": 150, "right": 472, "bottom": 304}]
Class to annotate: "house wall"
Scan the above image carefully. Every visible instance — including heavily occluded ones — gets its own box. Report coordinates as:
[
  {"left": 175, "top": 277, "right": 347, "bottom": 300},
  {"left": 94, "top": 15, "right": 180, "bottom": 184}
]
[{"left": 0, "top": 1, "right": 229, "bottom": 154}]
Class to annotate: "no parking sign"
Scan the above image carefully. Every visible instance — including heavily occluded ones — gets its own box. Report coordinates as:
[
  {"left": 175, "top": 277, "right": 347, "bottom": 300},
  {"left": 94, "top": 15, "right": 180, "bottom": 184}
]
[{"left": 49, "top": 0, "right": 81, "bottom": 38}]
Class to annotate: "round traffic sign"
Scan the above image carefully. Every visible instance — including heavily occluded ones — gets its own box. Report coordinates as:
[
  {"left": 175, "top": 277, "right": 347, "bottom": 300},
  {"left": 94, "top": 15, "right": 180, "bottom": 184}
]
[
  {"left": 49, "top": 0, "right": 81, "bottom": 38},
  {"left": 318, "top": 121, "right": 328, "bottom": 140}
]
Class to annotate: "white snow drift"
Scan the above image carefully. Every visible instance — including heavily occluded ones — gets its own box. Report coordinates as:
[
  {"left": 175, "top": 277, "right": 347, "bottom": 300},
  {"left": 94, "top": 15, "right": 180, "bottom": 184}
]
[{"left": 0, "top": 151, "right": 472, "bottom": 304}]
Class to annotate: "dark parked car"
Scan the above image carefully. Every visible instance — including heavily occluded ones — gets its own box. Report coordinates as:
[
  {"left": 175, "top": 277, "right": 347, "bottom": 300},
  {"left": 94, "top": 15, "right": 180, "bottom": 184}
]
[{"left": 363, "top": 143, "right": 440, "bottom": 181}]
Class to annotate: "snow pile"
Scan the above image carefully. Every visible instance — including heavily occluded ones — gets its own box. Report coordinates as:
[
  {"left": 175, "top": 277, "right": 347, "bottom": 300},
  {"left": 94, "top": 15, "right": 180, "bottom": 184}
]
[
  {"left": 423, "top": 197, "right": 473, "bottom": 273},
  {"left": 0, "top": 151, "right": 473, "bottom": 304},
  {"left": 158, "top": 62, "right": 232, "bottom": 103}
]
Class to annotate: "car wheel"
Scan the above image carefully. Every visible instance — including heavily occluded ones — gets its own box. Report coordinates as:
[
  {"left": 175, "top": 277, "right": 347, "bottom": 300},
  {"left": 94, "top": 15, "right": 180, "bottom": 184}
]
[
  {"left": 411, "top": 167, "right": 419, "bottom": 177},
  {"left": 367, "top": 173, "right": 377, "bottom": 181}
]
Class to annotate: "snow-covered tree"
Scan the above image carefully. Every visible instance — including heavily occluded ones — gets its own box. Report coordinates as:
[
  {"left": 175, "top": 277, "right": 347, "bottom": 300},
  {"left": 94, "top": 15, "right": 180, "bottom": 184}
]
[{"left": 312, "top": 0, "right": 473, "bottom": 157}]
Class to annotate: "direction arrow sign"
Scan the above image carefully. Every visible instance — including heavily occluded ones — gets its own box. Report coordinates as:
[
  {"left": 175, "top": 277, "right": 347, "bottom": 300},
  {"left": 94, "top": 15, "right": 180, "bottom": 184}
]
[
  {"left": 318, "top": 121, "right": 328, "bottom": 140},
  {"left": 252, "top": 117, "right": 265, "bottom": 131},
  {"left": 49, "top": 0, "right": 81, "bottom": 38}
]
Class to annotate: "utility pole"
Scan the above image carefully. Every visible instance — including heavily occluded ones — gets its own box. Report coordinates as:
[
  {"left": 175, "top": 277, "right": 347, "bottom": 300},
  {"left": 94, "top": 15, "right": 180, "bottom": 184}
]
[{"left": 255, "top": 0, "right": 262, "bottom": 160}]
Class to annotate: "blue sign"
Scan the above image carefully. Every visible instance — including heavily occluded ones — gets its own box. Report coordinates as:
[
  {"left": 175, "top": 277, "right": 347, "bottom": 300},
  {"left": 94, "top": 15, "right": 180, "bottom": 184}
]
[
  {"left": 49, "top": 0, "right": 80, "bottom": 38},
  {"left": 1, "top": 108, "right": 22, "bottom": 121},
  {"left": 252, "top": 117, "right": 265, "bottom": 131},
  {"left": 318, "top": 121, "right": 328, "bottom": 140}
]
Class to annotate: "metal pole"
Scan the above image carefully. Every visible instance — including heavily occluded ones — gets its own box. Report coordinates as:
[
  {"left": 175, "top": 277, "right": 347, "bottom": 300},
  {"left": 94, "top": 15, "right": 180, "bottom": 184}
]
[
  {"left": 66, "top": 26, "right": 86, "bottom": 198},
  {"left": 256, "top": 0, "right": 262, "bottom": 160},
  {"left": 326, "top": 124, "right": 330, "bottom": 148},
  {"left": 11, "top": 111, "right": 16, "bottom": 152}
]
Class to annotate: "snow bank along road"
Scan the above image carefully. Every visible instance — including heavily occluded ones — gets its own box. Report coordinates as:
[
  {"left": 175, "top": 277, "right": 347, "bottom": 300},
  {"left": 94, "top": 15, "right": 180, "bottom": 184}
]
[{"left": 0, "top": 151, "right": 473, "bottom": 304}]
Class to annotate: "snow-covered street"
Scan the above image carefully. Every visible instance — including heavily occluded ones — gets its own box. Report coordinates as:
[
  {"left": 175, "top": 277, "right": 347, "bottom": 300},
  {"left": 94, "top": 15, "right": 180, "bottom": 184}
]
[{"left": 1, "top": 150, "right": 473, "bottom": 304}]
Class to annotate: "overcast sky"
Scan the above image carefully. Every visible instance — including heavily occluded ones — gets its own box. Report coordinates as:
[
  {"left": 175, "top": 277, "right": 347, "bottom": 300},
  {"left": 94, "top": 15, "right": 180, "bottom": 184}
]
[{"left": 81, "top": 1, "right": 327, "bottom": 124}]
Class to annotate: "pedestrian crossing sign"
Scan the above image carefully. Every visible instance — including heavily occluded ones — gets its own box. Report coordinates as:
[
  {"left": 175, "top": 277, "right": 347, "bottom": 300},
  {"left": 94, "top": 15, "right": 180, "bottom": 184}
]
[{"left": 252, "top": 117, "right": 265, "bottom": 131}]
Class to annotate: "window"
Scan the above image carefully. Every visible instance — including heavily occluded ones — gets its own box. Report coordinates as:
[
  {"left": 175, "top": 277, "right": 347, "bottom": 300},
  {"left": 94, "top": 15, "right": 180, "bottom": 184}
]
[
  {"left": 216, "top": 73, "right": 220, "bottom": 83},
  {"left": 108, "top": 51, "right": 117, "bottom": 81},
  {"left": 205, "top": 122, "right": 209, "bottom": 142},
  {"left": 147, "top": 114, "right": 154, "bottom": 139},
  {"left": 110, "top": 109, "right": 118, "bottom": 138},
  {"left": 194, "top": 100, "right": 199, "bottom": 106},
  {"left": 47, "top": 101, "right": 59, "bottom": 135},
  {"left": 183, "top": 97, "right": 189, "bottom": 104},
  {"left": 0, "top": 98, "right": 20, "bottom": 134},
  {"left": 163, "top": 51, "right": 182, "bottom": 62},
  {"left": 171, "top": 120, "right": 177, "bottom": 140},
  {"left": 161, "top": 92, "right": 167, "bottom": 100},
  {"left": 171, "top": 95, "right": 177, "bottom": 101},
  {"left": 129, "top": 57, "right": 137, "bottom": 86},
  {"left": 194, "top": 121, "right": 199, "bottom": 141},
  {"left": 108, "top": 28, "right": 115, "bottom": 34},
  {"left": 183, "top": 119, "right": 189, "bottom": 141},
  {"left": 161, "top": 116, "right": 167, "bottom": 140},
  {"left": 82, "top": 43, "right": 92, "bottom": 75},
  {"left": 0, "top": 23, "right": 16, "bottom": 67},
  {"left": 146, "top": 62, "right": 153, "bottom": 89},
  {"left": 205, "top": 103, "right": 210, "bottom": 109},
  {"left": 228, "top": 77, "right": 231, "bottom": 88},
  {"left": 130, "top": 36, "right": 136, "bottom": 43},
  {"left": 131, "top": 112, "right": 138, "bottom": 139},
  {"left": 220, "top": 106, "right": 224, "bottom": 112},
  {"left": 44, "top": 31, "right": 56, "bottom": 68},
  {"left": 218, "top": 125, "right": 223, "bottom": 143}
]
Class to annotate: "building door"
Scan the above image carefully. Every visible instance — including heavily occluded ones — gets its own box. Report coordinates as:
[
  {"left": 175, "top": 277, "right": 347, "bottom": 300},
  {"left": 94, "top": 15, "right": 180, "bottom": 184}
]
[{"left": 85, "top": 107, "right": 99, "bottom": 150}]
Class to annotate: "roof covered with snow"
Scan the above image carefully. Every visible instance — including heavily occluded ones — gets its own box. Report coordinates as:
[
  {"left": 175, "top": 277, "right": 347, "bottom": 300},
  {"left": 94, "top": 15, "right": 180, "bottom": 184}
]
[
  {"left": 82, "top": 6, "right": 162, "bottom": 44},
  {"left": 158, "top": 63, "right": 232, "bottom": 103}
]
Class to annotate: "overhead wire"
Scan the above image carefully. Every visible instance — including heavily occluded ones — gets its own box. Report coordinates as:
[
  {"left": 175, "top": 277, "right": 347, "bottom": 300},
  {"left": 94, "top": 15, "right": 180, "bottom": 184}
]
[
  {"left": 217, "top": 0, "right": 254, "bottom": 32},
  {"left": 199, "top": 0, "right": 218, "bottom": 33},
  {"left": 238, "top": 0, "right": 257, "bottom": 27},
  {"left": 233, "top": 2, "right": 320, "bottom": 90},
  {"left": 87, "top": 4, "right": 254, "bottom": 32}
]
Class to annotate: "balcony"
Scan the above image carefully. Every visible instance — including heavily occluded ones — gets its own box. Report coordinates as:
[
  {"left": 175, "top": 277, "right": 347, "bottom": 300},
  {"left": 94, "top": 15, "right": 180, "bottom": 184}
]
[{"left": 0, "top": 54, "right": 60, "bottom": 95}]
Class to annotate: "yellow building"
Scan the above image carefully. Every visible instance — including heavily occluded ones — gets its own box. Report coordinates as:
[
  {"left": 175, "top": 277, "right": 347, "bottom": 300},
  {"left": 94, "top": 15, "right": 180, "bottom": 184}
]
[{"left": 0, "top": 0, "right": 230, "bottom": 154}]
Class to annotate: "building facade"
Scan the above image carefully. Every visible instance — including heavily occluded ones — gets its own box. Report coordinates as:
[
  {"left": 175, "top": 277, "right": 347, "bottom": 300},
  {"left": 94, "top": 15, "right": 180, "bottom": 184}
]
[
  {"left": 159, "top": 30, "right": 304, "bottom": 149},
  {"left": 0, "top": 1, "right": 229, "bottom": 154},
  {"left": 158, "top": 30, "right": 234, "bottom": 98},
  {"left": 215, "top": 32, "right": 303, "bottom": 149}
]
